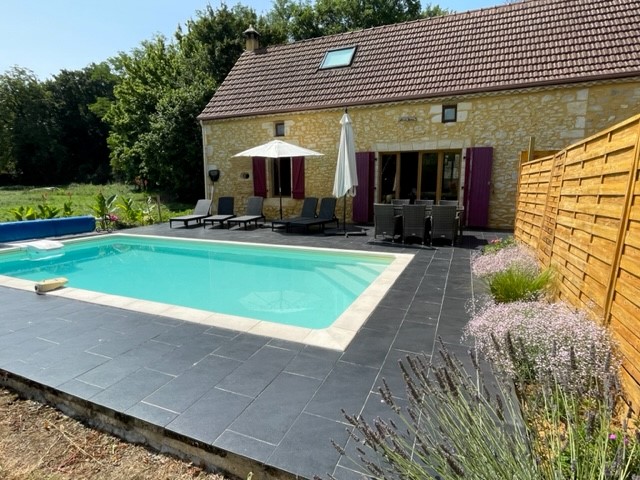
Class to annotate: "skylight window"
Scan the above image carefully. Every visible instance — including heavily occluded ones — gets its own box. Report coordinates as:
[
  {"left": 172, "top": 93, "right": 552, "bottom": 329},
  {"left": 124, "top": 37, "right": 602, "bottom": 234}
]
[{"left": 320, "top": 46, "right": 356, "bottom": 69}]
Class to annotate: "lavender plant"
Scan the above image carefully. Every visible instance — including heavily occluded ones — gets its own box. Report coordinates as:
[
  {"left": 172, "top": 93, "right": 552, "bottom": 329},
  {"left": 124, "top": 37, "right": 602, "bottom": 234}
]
[
  {"left": 504, "top": 332, "right": 640, "bottom": 480},
  {"left": 329, "top": 342, "right": 541, "bottom": 480},
  {"left": 464, "top": 298, "right": 619, "bottom": 395}
]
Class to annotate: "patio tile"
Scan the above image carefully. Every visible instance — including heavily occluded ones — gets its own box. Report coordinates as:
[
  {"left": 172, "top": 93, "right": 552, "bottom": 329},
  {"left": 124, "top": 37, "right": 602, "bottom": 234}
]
[
  {"left": 0, "top": 339, "right": 58, "bottom": 365},
  {"left": 126, "top": 402, "right": 178, "bottom": 427},
  {"left": 267, "top": 412, "right": 349, "bottom": 480},
  {"left": 284, "top": 345, "right": 341, "bottom": 380},
  {"left": 215, "top": 345, "right": 298, "bottom": 398},
  {"left": 304, "top": 361, "right": 378, "bottom": 422},
  {"left": 212, "top": 333, "right": 270, "bottom": 361},
  {"left": 143, "top": 354, "right": 241, "bottom": 413},
  {"left": 76, "top": 340, "right": 175, "bottom": 389},
  {"left": 166, "top": 387, "right": 253, "bottom": 444},
  {"left": 363, "top": 305, "right": 405, "bottom": 332},
  {"left": 228, "top": 372, "right": 321, "bottom": 444},
  {"left": 339, "top": 327, "right": 394, "bottom": 369},
  {"left": 28, "top": 351, "right": 111, "bottom": 388},
  {"left": 149, "top": 340, "right": 227, "bottom": 376},
  {"left": 91, "top": 367, "right": 174, "bottom": 411},
  {"left": 214, "top": 430, "right": 276, "bottom": 464},
  {"left": 391, "top": 321, "right": 437, "bottom": 355},
  {"left": 87, "top": 322, "right": 172, "bottom": 357},
  {"left": 151, "top": 322, "right": 213, "bottom": 346},
  {"left": 57, "top": 378, "right": 105, "bottom": 399}
]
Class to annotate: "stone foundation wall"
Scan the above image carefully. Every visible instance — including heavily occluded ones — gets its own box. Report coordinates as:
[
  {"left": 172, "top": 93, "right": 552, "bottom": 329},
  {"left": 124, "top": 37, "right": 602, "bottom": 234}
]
[{"left": 201, "top": 79, "right": 640, "bottom": 228}]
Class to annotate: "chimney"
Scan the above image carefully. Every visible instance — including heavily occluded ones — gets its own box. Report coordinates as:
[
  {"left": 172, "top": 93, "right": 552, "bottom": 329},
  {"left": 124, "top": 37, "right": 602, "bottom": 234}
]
[{"left": 243, "top": 25, "right": 260, "bottom": 52}]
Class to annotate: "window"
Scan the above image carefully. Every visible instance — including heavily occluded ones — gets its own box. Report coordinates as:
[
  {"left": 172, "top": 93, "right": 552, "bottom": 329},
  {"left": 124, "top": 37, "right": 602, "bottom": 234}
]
[
  {"left": 275, "top": 122, "right": 285, "bottom": 137},
  {"left": 442, "top": 105, "right": 457, "bottom": 123},
  {"left": 272, "top": 158, "right": 292, "bottom": 197},
  {"left": 320, "top": 46, "right": 356, "bottom": 69}
]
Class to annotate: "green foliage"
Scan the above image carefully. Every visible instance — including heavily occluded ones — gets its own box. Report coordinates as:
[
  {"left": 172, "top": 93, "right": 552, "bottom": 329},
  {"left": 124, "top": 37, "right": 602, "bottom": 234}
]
[
  {"left": 522, "top": 370, "right": 640, "bottom": 479},
  {"left": 338, "top": 344, "right": 541, "bottom": 479},
  {"left": 114, "top": 195, "right": 157, "bottom": 226},
  {"left": 482, "top": 235, "right": 516, "bottom": 254},
  {"left": 0, "top": 184, "right": 185, "bottom": 223},
  {"left": 62, "top": 199, "right": 74, "bottom": 217},
  {"left": 0, "top": 64, "right": 117, "bottom": 186},
  {"left": 90, "top": 192, "right": 118, "bottom": 230},
  {"left": 36, "top": 202, "right": 60, "bottom": 219},
  {"left": 488, "top": 266, "right": 554, "bottom": 302},
  {"left": 10, "top": 205, "right": 37, "bottom": 221},
  {"left": 105, "top": 32, "right": 216, "bottom": 200}
]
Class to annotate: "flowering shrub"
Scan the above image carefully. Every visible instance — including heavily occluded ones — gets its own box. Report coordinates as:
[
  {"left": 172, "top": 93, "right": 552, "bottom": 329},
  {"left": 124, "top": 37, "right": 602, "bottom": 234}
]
[
  {"left": 471, "top": 244, "right": 539, "bottom": 278},
  {"left": 464, "top": 298, "right": 619, "bottom": 394}
]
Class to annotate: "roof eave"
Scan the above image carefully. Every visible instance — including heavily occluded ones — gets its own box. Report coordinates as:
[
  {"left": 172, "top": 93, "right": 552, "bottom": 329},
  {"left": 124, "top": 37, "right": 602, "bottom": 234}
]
[{"left": 197, "top": 71, "right": 640, "bottom": 122}]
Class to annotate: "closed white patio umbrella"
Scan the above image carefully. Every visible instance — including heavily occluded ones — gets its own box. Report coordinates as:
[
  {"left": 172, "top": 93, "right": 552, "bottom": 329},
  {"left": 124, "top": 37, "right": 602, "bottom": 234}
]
[
  {"left": 233, "top": 140, "right": 324, "bottom": 219},
  {"left": 332, "top": 111, "right": 362, "bottom": 235}
]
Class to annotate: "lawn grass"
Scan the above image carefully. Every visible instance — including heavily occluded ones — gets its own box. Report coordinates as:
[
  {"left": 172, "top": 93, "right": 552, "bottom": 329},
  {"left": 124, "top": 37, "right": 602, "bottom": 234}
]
[{"left": 0, "top": 184, "right": 193, "bottom": 222}]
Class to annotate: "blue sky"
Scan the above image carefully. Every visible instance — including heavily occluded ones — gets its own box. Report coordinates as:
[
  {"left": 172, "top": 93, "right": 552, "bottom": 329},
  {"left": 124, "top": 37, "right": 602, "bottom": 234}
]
[{"left": 1, "top": 0, "right": 502, "bottom": 80}]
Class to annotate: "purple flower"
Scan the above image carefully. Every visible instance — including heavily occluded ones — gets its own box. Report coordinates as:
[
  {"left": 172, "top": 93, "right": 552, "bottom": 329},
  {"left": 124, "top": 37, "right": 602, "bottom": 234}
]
[
  {"left": 609, "top": 434, "right": 617, "bottom": 440},
  {"left": 471, "top": 245, "right": 539, "bottom": 278},
  {"left": 464, "top": 298, "right": 619, "bottom": 393}
]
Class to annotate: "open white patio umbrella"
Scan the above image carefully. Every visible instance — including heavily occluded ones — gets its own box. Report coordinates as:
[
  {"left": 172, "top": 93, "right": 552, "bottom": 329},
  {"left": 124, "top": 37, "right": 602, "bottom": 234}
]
[
  {"left": 233, "top": 140, "right": 324, "bottom": 219},
  {"left": 332, "top": 112, "right": 358, "bottom": 234}
]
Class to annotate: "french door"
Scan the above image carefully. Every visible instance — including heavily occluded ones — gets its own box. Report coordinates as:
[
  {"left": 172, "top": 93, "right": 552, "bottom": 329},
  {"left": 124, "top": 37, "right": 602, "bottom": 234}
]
[{"left": 379, "top": 151, "right": 461, "bottom": 203}]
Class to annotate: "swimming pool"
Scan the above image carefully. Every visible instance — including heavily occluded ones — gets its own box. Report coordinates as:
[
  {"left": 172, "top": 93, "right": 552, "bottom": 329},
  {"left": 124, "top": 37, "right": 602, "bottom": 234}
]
[{"left": 0, "top": 234, "right": 412, "bottom": 350}]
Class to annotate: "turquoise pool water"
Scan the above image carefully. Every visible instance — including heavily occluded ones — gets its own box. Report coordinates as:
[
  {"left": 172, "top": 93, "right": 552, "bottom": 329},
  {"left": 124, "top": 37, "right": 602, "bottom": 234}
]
[{"left": 0, "top": 235, "right": 392, "bottom": 329}]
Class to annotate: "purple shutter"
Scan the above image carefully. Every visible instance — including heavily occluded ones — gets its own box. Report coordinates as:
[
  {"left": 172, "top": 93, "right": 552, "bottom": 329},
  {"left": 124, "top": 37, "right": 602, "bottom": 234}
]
[
  {"left": 353, "top": 152, "right": 375, "bottom": 223},
  {"left": 291, "top": 156, "right": 305, "bottom": 199},
  {"left": 252, "top": 157, "right": 267, "bottom": 197},
  {"left": 463, "top": 147, "right": 493, "bottom": 227}
]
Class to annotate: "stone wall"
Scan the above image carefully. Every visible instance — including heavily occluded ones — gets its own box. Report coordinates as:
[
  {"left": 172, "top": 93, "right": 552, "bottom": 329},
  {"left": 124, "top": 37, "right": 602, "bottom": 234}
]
[{"left": 201, "top": 78, "right": 640, "bottom": 228}]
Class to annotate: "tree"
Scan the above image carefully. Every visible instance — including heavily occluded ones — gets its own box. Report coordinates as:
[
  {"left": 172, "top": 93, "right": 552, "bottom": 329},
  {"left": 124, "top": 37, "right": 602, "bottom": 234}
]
[
  {"left": 0, "top": 67, "right": 56, "bottom": 185},
  {"left": 105, "top": 4, "right": 287, "bottom": 200},
  {"left": 287, "top": 0, "right": 424, "bottom": 40},
  {"left": 46, "top": 63, "right": 118, "bottom": 183}
]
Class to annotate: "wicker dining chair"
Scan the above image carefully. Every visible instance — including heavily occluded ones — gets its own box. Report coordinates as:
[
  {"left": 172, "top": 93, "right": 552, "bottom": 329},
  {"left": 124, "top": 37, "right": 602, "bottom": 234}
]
[
  {"left": 402, "top": 204, "right": 426, "bottom": 244},
  {"left": 374, "top": 203, "right": 400, "bottom": 241},
  {"left": 430, "top": 205, "right": 458, "bottom": 245}
]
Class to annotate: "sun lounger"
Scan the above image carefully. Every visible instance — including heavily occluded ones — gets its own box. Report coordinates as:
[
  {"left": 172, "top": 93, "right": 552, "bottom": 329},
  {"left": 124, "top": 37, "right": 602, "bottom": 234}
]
[
  {"left": 203, "top": 196, "right": 235, "bottom": 228},
  {"left": 271, "top": 197, "right": 318, "bottom": 232},
  {"left": 288, "top": 197, "right": 338, "bottom": 233},
  {"left": 169, "top": 199, "right": 212, "bottom": 228},
  {"left": 226, "top": 196, "right": 265, "bottom": 230}
]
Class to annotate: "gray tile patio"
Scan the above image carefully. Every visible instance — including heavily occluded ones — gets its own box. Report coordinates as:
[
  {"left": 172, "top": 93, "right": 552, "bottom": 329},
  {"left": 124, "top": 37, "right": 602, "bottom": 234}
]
[{"left": 0, "top": 222, "right": 508, "bottom": 479}]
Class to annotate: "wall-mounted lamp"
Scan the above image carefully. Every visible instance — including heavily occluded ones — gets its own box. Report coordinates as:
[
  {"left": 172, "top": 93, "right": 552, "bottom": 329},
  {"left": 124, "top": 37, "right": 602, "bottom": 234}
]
[
  {"left": 240, "top": 172, "right": 250, "bottom": 180},
  {"left": 208, "top": 169, "right": 220, "bottom": 182}
]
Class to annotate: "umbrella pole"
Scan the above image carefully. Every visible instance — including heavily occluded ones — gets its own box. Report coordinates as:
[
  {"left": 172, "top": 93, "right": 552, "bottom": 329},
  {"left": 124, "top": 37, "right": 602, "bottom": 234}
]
[
  {"left": 343, "top": 195, "right": 347, "bottom": 234},
  {"left": 277, "top": 157, "right": 283, "bottom": 219}
]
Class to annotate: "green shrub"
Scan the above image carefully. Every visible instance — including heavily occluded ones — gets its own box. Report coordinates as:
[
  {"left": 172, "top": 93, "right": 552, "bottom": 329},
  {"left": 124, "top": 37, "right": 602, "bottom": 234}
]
[
  {"left": 334, "top": 343, "right": 541, "bottom": 480},
  {"left": 525, "top": 373, "right": 639, "bottom": 479},
  {"left": 488, "top": 266, "right": 554, "bottom": 303}
]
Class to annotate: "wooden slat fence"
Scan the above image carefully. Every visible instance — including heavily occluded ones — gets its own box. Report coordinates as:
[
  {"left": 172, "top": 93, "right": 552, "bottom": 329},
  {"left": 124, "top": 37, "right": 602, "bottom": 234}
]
[{"left": 514, "top": 113, "right": 640, "bottom": 409}]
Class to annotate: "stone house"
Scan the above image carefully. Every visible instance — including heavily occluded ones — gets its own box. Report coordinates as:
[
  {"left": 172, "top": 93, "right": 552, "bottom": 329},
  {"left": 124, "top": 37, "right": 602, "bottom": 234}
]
[{"left": 198, "top": 0, "right": 640, "bottom": 229}]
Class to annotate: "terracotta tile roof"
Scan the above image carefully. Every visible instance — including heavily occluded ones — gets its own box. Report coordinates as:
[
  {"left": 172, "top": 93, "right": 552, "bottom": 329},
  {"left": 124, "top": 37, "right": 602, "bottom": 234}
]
[{"left": 199, "top": 0, "right": 640, "bottom": 120}]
